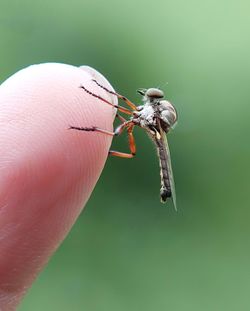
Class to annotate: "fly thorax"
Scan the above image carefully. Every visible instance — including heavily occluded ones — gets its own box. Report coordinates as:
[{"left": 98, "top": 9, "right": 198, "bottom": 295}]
[
  {"left": 136, "top": 103, "right": 156, "bottom": 127},
  {"left": 158, "top": 100, "right": 177, "bottom": 128}
]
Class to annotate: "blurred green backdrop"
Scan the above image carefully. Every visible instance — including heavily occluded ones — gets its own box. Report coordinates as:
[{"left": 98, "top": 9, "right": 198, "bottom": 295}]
[{"left": 1, "top": 0, "right": 250, "bottom": 310}]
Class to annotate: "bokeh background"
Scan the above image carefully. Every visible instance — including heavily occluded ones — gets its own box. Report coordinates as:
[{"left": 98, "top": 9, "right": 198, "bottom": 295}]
[{"left": 1, "top": 0, "right": 250, "bottom": 310}]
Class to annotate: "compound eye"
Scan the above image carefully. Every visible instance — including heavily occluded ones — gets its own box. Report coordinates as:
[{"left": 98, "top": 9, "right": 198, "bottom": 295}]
[
  {"left": 159, "top": 100, "right": 178, "bottom": 127},
  {"left": 145, "top": 88, "right": 164, "bottom": 98}
]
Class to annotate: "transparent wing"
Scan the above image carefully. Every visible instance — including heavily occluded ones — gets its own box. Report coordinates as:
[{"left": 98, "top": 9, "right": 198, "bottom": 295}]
[{"left": 162, "top": 132, "right": 177, "bottom": 211}]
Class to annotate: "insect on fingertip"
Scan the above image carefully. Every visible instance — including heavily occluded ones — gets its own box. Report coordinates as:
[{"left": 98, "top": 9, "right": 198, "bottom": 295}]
[{"left": 73, "top": 80, "right": 178, "bottom": 208}]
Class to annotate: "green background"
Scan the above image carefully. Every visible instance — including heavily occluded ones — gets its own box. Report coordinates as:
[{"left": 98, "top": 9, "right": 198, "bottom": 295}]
[{"left": 1, "top": 0, "right": 250, "bottom": 310}]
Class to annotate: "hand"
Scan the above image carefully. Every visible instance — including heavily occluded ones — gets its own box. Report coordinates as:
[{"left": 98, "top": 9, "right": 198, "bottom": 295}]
[{"left": 0, "top": 63, "right": 116, "bottom": 310}]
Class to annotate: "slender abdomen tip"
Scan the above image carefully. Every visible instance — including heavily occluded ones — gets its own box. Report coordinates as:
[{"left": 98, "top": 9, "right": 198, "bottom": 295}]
[{"left": 160, "top": 188, "right": 171, "bottom": 202}]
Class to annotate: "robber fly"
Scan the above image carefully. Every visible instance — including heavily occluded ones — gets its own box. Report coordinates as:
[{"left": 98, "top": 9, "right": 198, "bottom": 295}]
[{"left": 70, "top": 79, "right": 178, "bottom": 209}]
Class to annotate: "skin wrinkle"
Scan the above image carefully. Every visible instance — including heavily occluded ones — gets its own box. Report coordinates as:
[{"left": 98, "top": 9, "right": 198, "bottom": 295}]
[{"left": 0, "top": 63, "right": 116, "bottom": 310}]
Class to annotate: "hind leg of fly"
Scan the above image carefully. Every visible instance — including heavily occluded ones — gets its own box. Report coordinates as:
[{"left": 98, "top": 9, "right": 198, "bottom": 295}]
[
  {"left": 69, "top": 125, "right": 115, "bottom": 136},
  {"left": 69, "top": 118, "right": 136, "bottom": 159},
  {"left": 109, "top": 124, "right": 136, "bottom": 158}
]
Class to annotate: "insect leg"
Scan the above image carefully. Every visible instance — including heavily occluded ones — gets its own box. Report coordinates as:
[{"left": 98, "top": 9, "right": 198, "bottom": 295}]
[
  {"left": 70, "top": 120, "right": 137, "bottom": 159},
  {"left": 80, "top": 85, "right": 132, "bottom": 115},
  {"left": 128, "top": 125, "right": 136, "bottom": 155},
  {"left": 92, "top": 79, "right": 137, "bottom": 110},
  {"left": 69, "top": 126, "right": 115, "bottom": 136},
  {"left": 109, "top": 124, "right": 136, "bottom": 158},
  {"left": 116, "top": 113, "right": 127, "bottom": 123},
  {"left": 69, "top": 120, "right": 132, "bottom": 137}
]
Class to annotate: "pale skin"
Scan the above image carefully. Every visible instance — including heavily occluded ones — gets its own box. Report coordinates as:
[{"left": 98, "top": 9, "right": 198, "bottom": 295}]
[{"left": 0, "top": 63, "right": 116, "bottom": 310}]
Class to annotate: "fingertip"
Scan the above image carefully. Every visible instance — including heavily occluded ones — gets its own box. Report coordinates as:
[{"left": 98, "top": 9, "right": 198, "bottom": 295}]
[{"left": 0, "top": 63, "right": 117, "bottom": 308}]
